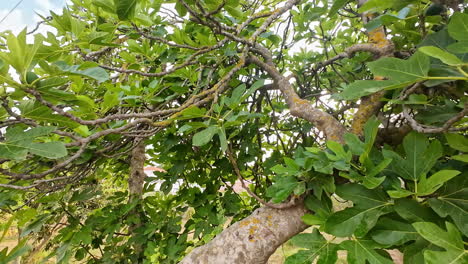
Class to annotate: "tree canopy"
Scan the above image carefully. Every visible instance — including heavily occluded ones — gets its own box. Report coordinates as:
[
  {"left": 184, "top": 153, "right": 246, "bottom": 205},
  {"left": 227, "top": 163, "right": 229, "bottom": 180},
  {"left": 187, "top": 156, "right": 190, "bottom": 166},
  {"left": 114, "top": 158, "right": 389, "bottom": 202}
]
[{"left": 0, "top": 0, "right": 467, "bottom": 263}]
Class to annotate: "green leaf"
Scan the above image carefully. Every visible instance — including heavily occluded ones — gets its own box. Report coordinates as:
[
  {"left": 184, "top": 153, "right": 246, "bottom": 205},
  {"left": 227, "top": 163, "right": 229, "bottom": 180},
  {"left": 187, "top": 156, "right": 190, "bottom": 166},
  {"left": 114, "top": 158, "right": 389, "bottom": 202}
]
[
  {"left": 403, "top": 133, "right": 443, "bottom": 180},
  {"left": 417, "top": 170, "right": 460, "bottom": 196},
  {"left": 365, "top": 7, "right": 411, "bottom": 31},
  {"left": 102, "top": 90, "right": 119, "bottom": 112},
  {"left": 368, "top": 52, "right": 430, "bottom": 82},
  {"left": 447, "top": 41, "right": 468, "bottom": 53},
  {"left": 362, "top": 176, "right": 386, "bottom": 189},
  {"left": 324, "top": 205, "right": 391, "bottom": 237},
  {"left": 415, "top": 100, "right": 460, "bottom": 125},
  {"left": 327, "top": 140, "right": 352, "bottom": 162},
  {"left": 358, "top": 0, "right": 394, "bottom": 12},
  {"left": 394, "top": 198, "right": 438, "bottom": 223},
  {"left": 29, "top": 142, "right": 68, "bottom": 159},
  {"left": 72, "top": 226, "right": 93, "bottom": 245},
  {"left": 286, "top": 229, "right": 339, "bottom": 264},
  {"left": 243, "top": 79, "right": 265, "bottom": 100},
  {"left": 271, "top": 158, "right": 301, "bottom": 176},
  {"left": 344, "top": 133, "right": 365, "bottom": 155},
  {"left": 217, "top": 127, "right": 227, "bottom": 152},
  {"left": 363, "top": 116, "right": 380, "bottom": 154},
  {"left": 358, "top": 117, "right": 381, "bottom": 168},
  {"left": 419, "top": 46, "right": 463, "bottom": 65},
  {"left": 18, "top": 101, "right": 79, "bottom": 128},
  {"left": 93, "top": 0, "right": 116, "bottom": 13},
  {"left": 114, "top": 0, "right": 138, "bottom": 20},
  {"left": 55, "top": 61, "right": 109, "bottom": 82},
  {"left": 226, "top": 84, "right": 246, "bottom": 109},
  {"left": 445, "top": 133, "right": 468, "bottom": 152},
  {"left": 340, "top": 52, "right": 431, "bottom": 99},
  {"left": 428, "top": 175, "right": 468, "bottom": 236},
  {"left": 304, "top": 194, "right": 332, "bottom": 219},
  {"left": 0, "top": 31, "right": 43, "bottom": 77},
  {"left": 225, "top": 5, "right": 243, "bottom": 18},
  {"left": 387, "top": 189, "right": 413, "bottom": 198},
  {"left": 340, "top": 239, "right": 393, "bottom": 264},
  {"left": 336, "top": 183, "right": 389, "bottom": 208},
  {"left": 55, "top": 242, "right": 72, "bottom": 264},
  {"left": 175, "top": 2, "right": 187, "bottom": 17},
  {"left": 338, "top": 52, "right": 430, "bottom": 100},
  {"left": 448, "top": 12, "right": 468, "bottom": 42},
  {"left": 178, "top": 122, "right": 208, "bottom": 133},
  {"left": 179, "top": 106, "right": 207, "bottom": 119},
  {"left": 0, "top": 126, "right": 67, "bottom": 160},
  {"left": 70, "top": 187, "right": 101, "bottom": 202},
  {"left": 403, "top": 238, "right": 430, "bottom": 264},
  {"left": 371, "top": 218, "right": 419, "bottom": 246},
  {"left": 192, "top": 126, "right": 218, "bottom": 146},
  {"left": 404, "top": 94, "right": 428, "bottom": 105},
  {"left": 452, "top": 154, "right": 468, "bottom": 162},
  {"left": 383, "top": 132, "right": 442, "bottom": 180},
  {"left": 366, "top": 158, "right": 392, "bottom": 179},
  {"left": 329, "top": 0, "right": 348, "bottom": 16},
  {"left": 0, "top": 216, "right": 14, "bottom": 243},
  {"left": 0, "top": 239, "right": 31, "bottom": 264},
  {"left": 266, "top": 176, "right": 298, "bottom": 203},
  {"left": 20, "top": 214, "right": 50, "bottom": 237},
  {"left": 301, "top": 214, "right": 325, "bottom": 225},
  {"left": 419, "top": 28, "right": 455, "bottom": 51},
  {"left": 339, "top": 80, "right": 402, "bottom": 100},
  {"left": 413, "top": 222, "right": 468, "bottom": 264}
]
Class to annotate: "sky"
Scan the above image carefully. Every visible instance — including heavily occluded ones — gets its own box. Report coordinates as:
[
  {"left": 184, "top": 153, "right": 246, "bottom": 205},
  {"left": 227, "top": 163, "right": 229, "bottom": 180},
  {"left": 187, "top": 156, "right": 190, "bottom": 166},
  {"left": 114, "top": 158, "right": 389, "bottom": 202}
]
[{"left": 0, "top": 0, "right": 67, "bottom": 33}]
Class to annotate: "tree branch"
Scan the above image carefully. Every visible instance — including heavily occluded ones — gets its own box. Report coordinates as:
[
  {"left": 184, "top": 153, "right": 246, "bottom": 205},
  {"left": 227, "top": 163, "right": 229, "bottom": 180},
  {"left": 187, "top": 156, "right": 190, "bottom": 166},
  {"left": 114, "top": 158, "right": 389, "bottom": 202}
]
[{"left": 248, "top": 55, "right": 346, "bottom": 142}]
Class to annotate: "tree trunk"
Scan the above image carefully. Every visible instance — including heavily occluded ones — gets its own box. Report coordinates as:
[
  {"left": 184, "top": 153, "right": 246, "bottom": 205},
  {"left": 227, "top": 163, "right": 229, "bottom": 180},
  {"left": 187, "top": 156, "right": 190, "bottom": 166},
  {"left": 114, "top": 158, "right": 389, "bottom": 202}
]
[
  {"left": 128, "top": 141, "right": 146, "bottom": 259},
  {"left": 129, "top": 141, "right": 146, "bottom": 200},
  {"left": 180, "top": 202, "right": 308, "bottom": 264}
]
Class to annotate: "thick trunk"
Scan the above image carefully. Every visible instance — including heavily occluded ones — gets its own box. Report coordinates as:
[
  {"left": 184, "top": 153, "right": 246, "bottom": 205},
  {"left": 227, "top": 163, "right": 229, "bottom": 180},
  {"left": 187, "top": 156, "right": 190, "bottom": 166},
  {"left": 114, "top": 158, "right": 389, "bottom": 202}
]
[
  {"left": 128, "top": 141, "right": 146, "bottom": 258},
  {"left": 180, "top": 202, "right": 308, "bottom": 264},
  {"left": 129, "top": 141, "right": 146, "bottom": 199}
]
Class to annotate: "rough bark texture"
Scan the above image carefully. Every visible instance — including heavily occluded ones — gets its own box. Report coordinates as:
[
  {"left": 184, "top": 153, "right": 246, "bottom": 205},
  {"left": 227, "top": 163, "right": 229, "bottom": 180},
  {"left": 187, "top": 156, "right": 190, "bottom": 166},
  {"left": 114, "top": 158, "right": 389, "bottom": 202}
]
[
  {"left": 128, "top": 141, "right": 146, "bottom": 258},
  {"left": 180, "top": 203, "right": 308, "bottom": 264},
  {"left": 128, "top": 141, "right": 146, "bottom": 199}
]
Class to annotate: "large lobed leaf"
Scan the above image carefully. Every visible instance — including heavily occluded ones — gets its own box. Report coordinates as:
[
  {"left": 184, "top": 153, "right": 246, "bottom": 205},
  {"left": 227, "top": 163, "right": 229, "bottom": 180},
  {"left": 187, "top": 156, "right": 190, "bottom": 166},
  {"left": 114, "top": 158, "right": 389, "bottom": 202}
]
[
  {"left": 339, "top": 52, "right": 430, "bottom": 100},
  {"left": 114, "top": 0, "right": 138, "bottom": 20},
  {"left": 428, "top": 175, "right": 468, "bottom": 237},
  {"left": 413, "top": 222, "right": 468, "bottom": 264},
  {"left": 0, "top": 126, "right": 67, "bottom": 160},
  {"left": 285, "top": 229, "right": 339, "bottom": 264},
  {"left": 383, "top": 132, "right": 442, "bottom": 181}
]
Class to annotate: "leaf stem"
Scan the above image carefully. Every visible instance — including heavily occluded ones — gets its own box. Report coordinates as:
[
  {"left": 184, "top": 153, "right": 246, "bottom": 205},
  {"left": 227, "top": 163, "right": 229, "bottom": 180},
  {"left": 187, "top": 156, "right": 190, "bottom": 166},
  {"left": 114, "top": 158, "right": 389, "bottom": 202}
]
[
  {"left": 456, "top": 67, "right": 468, "bottom": 78},
  {"left": 426, "top": 76, "right": 468, "bottom": 81}
]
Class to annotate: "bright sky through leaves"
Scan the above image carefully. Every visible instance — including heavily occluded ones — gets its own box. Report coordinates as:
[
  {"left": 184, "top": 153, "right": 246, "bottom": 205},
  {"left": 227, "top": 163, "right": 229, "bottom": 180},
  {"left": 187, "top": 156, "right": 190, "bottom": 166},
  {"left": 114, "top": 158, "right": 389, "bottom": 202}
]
[{"left": 0, "top": 0, "right": 67, "bottom": 33}]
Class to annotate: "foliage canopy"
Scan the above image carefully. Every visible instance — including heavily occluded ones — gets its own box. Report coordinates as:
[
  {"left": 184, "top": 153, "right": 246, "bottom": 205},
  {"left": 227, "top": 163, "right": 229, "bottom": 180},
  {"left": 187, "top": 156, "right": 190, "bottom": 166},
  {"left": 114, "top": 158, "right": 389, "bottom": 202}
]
[{"left": 0, "top": 0, "right": 467, "bottom": 263}]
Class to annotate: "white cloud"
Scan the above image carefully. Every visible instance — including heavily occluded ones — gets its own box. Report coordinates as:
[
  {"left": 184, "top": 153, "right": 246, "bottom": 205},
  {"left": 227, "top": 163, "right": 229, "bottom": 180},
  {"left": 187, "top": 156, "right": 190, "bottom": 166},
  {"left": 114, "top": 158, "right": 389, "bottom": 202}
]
[
  {"left": 0, "top": 0, "right": 67, "bottom": 38},
  {"left": 0, "top": 9, "right": 28, "bottom": 33},
  {"left": 34, "top": 0, "right": 60, "bottom": 15}
]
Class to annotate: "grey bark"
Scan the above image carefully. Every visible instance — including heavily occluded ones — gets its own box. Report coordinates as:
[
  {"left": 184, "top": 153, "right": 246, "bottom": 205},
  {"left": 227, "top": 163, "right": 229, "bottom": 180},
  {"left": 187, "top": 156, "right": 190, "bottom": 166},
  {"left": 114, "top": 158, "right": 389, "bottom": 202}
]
[{"left": 180, "top": 203, "right": 308, "bottom": 264}]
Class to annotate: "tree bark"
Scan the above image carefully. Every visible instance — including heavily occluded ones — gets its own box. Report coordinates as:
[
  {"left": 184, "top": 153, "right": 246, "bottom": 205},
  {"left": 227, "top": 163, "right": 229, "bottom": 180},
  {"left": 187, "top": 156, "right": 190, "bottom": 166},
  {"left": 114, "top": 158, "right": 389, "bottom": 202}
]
[
  {"left": 129, "top": 141, "right": 146, "bottom": 200},
  {"left": 180, "top": 202, "right": 308, "bottom": 264},
  {"left": 128, "top": 141, "right": 146, "bottom": 259}
]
